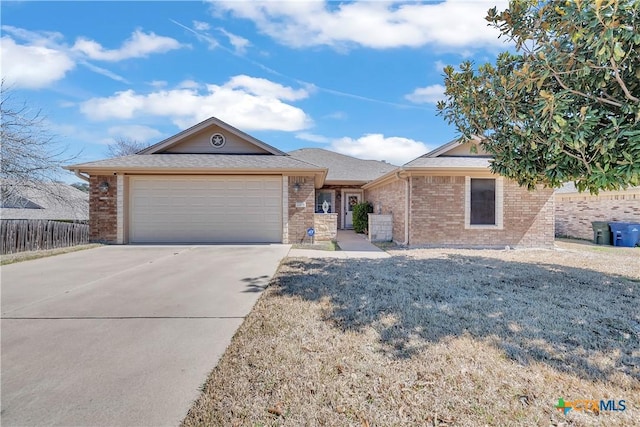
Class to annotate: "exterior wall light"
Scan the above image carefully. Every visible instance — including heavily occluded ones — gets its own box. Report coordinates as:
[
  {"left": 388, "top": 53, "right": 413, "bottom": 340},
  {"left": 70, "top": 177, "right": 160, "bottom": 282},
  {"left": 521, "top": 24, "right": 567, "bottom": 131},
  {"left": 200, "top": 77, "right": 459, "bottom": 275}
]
[
  {"left": 293, "top": 182, "right": 301, "bottom": 192},
  {"left": 98, "top": 182, "right": 110, "bottom": 193}
]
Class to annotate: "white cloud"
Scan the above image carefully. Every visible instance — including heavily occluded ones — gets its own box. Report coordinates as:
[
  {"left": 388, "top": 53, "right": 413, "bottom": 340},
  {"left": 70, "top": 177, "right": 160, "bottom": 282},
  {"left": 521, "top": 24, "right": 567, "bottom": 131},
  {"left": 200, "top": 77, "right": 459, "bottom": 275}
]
[
  {"left": 217, "top": 27, "right": 251, "bottom": 55},
  {"left": 330, "top": 134, "right": 429, "bottom": 165},
  {"left": 148, "top": 80, "right": 168, "bottom": 88},
  {"left": 1, "top": 26, "right": 187, "bottom": 89},
  {"left": 79, "top": 60, "right": 129, "bottom": 83},
  {"left": 226, "top": 75, "right": 308, "bottom": 101},
  {"left": 213, "top": 0, "right": 509, "bottom": 50},
  {"left": 176, "top": 79, "right": 200, "bottom": 89},
  {"left": 108, "top": 125, "right": 163, "bottom": 142},
  {"left": 434, "top": 60, "right": 446, "bottom": 73},
  {"left": 296, "top": 132, "right": 330, "bottom": 144},
  {"left": 193, "top": 20, "right": 211, "bottom": 31},
  {"left": 0, "top": 36, "right": 75, "bottom": 89},
  {"left": 72, "top": 30, "right": 184, "bottom": 61},
  {"left": 405, "top": 84, "right": 446, "bottom": 104},
  {"left": 80, "top": 76, "right": 312, "bottom": 132}
]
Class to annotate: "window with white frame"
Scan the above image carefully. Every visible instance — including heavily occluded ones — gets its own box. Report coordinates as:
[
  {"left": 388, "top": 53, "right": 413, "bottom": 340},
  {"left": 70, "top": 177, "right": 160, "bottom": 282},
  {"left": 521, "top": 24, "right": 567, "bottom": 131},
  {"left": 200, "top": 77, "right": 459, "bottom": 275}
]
[
  {"left": 465, "top": 177, "right": 503, "bottom": 229},
  {"left": 316, "top": 190, "right": 334, "bottom": 213}
]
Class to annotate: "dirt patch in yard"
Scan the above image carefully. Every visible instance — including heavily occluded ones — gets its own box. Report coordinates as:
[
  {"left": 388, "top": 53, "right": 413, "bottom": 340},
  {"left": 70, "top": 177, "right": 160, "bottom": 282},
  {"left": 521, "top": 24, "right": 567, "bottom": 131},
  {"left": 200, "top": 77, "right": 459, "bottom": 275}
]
[{"left": 184, "top": 244, "right": 639, "bottom": 426}]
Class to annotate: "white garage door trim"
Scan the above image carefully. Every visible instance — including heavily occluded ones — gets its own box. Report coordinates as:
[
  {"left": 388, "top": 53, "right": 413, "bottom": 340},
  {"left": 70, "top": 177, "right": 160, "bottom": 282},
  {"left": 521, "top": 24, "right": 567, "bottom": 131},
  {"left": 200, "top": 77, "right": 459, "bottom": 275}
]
[{"left": 129, "top": 175, "right": 282, "bottom": 243}]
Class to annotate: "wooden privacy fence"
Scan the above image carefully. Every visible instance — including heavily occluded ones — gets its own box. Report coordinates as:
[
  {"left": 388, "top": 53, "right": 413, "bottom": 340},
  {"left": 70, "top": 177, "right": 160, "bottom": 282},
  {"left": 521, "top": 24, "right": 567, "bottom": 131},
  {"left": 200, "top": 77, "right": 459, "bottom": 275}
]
[{"left": 0, "top": 220, "right": 89, "bottom": 255}]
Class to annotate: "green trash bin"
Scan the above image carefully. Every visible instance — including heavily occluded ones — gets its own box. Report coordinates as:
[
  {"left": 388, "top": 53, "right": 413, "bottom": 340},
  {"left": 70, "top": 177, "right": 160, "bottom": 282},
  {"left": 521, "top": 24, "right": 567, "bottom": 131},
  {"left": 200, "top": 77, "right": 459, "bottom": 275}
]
[{"left": 592, "top": 221, "right": 611, "bottom": 245}]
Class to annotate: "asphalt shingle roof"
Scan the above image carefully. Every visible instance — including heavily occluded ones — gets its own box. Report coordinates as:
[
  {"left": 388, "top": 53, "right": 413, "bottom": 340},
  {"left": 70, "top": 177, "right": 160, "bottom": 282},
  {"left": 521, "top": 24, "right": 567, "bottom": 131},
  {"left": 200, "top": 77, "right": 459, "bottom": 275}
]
[
  {"left": 1, "top": 182, "right": 88, "bottom": 221},
  {"left": 404, "top": 156, "right": 492, "bottom": 168},
  {"left": 555, "top": 182, "right": 640, "bottom": 193},
  {"left": 288, "top": 148, "right": 397, "bottom": 182},
  {"left": 69, "top": 154, "right": 323, "bottom": 171}
]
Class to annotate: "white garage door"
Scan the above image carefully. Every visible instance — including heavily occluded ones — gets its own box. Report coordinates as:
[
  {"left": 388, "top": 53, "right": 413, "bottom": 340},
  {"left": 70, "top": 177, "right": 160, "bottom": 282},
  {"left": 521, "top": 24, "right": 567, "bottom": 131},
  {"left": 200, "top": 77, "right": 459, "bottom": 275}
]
[{"left": 129, "top": 176, "right": 282, "bottom": 243}]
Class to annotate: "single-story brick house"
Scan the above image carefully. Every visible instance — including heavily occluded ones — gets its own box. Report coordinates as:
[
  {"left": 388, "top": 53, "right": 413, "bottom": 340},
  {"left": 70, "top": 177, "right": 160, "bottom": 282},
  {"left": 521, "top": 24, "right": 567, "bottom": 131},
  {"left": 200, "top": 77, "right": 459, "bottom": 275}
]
[{"left": 67, "top": 116, "right": 554, "bottom": 247}]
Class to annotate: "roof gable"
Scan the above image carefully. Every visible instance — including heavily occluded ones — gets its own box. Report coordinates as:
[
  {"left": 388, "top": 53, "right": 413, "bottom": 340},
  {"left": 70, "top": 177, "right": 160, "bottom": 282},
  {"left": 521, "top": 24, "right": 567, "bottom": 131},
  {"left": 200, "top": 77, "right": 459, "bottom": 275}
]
[
  {"left": 139, "top": 117, "right": 286, "bottom": 155},
  {"left": 422, "top": 136, "right": 489, "bottom": 158}
]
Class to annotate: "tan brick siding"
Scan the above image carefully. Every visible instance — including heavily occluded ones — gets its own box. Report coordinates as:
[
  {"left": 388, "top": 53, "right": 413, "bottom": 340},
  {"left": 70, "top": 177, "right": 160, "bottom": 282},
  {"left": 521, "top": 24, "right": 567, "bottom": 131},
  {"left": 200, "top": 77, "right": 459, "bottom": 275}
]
[
  {"left": 89, "top": 175, "right": 117, "bottom": 243},
  {"left": 365, "top": 179, "right": 407, "bottom": 244},
  {"left": 313, "top": 213, "right": 337, "bottom": 241},
  {"left": 555, "top": 190, "right": 640, "bottom": 240},
  {"left": 409, "top": 176, "right": 554, "bottom": 248},
  {"left": 287, "top": 176, "right": 315, "bottom": 244}
]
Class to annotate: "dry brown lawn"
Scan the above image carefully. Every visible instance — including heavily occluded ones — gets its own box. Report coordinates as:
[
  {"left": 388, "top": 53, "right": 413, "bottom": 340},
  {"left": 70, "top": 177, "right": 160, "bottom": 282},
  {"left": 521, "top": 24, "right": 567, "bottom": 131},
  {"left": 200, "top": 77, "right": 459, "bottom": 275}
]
[{"left": 183, "top": 241, "right": 639, "bottom": 426}]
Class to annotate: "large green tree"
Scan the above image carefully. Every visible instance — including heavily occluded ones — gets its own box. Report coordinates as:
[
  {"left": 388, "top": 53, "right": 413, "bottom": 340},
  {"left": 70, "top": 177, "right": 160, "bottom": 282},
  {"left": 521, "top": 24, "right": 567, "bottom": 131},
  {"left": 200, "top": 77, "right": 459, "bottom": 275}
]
[{"left": 438, "top": 0, "right": 639, "bottom": 193}]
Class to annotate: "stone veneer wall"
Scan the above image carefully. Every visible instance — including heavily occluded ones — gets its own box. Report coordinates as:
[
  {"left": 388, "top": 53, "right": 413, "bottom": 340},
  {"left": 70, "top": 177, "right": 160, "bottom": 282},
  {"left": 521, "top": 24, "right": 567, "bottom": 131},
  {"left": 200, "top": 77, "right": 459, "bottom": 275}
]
[
  {"left": 313, "top": 213, "right": 337, "bottom": 241},
  {"left": 287, "top": 176, "right": 316, "bottom": 244},
  {"left": 89, "top": 175, "right": 117, "bottom": 243},
  {"left": 555, "top": 189, "right": 640, "bottom": 240},
  {"left": 409, "top": 176, "right": 555, "bottom": 248},
  {"left": 364, "top": 179, "right": 407, "bottom": 244},
  {"left": 368, "top": 214, "right": 393, "bottom": 242}
]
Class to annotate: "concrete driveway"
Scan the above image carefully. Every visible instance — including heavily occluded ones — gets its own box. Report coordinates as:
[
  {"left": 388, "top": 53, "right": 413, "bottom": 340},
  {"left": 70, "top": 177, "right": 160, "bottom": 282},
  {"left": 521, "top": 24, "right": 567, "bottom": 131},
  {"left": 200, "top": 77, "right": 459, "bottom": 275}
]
[{"left": 1, "top": 244, "right": 290, "bottom": 427}]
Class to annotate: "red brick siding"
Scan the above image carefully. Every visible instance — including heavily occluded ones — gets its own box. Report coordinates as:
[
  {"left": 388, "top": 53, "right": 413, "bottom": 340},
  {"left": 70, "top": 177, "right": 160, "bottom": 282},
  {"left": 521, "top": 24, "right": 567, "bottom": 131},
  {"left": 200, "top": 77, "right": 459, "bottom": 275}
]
[
  {"left": 409, "top": 176, "right": 554, "bottom": 248},
  {"left": 89, "top": 175, "right": 117, "bottom": 243},
  {"left": 555, "top": 191, "right": 640, "bottom": 240},
  {"left": 287, "top": 176, "right": 315, "bottom": 243},
  {"left": 365, "top": 179, "right": 407, "bottom": 244}
]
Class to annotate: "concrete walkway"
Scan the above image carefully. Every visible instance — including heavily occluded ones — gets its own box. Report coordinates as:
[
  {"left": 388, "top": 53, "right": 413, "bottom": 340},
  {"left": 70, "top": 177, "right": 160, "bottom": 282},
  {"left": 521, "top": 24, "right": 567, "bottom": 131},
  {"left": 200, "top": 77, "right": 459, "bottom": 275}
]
[{"left": 288, "top": 230, "right": 390, "bottom": 259}]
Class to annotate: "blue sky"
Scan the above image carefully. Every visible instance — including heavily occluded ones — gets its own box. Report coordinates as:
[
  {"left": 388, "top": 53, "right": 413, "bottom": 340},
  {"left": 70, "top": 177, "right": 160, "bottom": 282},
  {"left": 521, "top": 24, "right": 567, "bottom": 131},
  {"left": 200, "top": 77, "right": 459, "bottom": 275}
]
[{"left": 2, "top": 0, "right": 511, "bottom": 182}]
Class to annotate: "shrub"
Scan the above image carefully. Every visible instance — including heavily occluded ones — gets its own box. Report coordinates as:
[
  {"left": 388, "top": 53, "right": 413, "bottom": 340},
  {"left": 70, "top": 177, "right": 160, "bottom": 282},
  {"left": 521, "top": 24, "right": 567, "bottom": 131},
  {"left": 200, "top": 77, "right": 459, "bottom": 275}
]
[{"left": 352, "top": 202, "right": 373, "bottom": 234}]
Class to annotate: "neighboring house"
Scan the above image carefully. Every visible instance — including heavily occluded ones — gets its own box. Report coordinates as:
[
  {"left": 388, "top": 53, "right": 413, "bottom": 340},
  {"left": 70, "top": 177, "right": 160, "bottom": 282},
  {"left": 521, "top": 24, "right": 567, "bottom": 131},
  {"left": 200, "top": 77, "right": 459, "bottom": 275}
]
[
  {"left": 67, "top": 116, "right": 554, "bottom": 247},
  {"left": 288, "top": 148, "right": 396, "bottom": 229},
  {"left": 555, "top": 183, "right": 640, "bottom": 240},
  {"left": 364, "top": 138, "right": 555, "bottom": 248},
  {"left": 0, "top": 182, "right": 89, "bottom": 222}
]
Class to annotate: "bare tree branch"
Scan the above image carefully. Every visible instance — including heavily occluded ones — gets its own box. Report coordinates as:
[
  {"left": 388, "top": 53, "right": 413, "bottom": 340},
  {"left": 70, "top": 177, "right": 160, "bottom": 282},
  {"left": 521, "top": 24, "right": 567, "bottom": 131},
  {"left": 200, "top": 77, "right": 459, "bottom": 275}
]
[
  {"left": 106, "top": 137, "right": 149, "bottom": 157},
  {"left": 1, "top": 80, "right": 78, "bottom": 203}
]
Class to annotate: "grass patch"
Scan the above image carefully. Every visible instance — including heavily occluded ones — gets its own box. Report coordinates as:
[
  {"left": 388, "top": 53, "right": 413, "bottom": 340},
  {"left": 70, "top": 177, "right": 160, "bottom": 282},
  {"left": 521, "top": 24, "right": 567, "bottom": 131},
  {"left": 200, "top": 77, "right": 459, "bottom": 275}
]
[
  {"left": 184, "top": 246, "right": 639, "bottom": 426},
  {"left": 0, "top": 244, "right": 102, "bottom": 265},
  {"left": 291, "top": 240, "right": 340, "bottom": 251}
]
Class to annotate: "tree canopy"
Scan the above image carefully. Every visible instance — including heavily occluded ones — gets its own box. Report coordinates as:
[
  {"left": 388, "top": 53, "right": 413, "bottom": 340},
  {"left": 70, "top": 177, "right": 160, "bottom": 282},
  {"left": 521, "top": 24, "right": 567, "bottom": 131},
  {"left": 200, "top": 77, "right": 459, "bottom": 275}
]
[{"left": 438, "top": 0, "right": 640, "bottom": 193}]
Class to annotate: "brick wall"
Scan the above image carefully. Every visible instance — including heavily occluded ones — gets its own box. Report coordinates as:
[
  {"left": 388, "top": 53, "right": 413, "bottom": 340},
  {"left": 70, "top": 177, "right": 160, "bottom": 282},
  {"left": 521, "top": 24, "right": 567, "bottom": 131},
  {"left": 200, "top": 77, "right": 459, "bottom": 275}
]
[
  {"left": 89, "top": 175, "right": 117, "bottom": 243},
  {"left": 409, "top": 176, "right": 554, "bottom": 248},
  {"left": 368, "top": 214, "right": 393, "bottom": 242},
  {"left": 555, "top": 190, "right": 640, "bottom": 240},
  {"left": 365, "top": 179, "right": 406, "bottom": 243},
  {"left": 313, "top": 213, "right": 337, "bottom": 241},
  {"left": 287, "top": 176, "right": 315, "bottom": 244}
]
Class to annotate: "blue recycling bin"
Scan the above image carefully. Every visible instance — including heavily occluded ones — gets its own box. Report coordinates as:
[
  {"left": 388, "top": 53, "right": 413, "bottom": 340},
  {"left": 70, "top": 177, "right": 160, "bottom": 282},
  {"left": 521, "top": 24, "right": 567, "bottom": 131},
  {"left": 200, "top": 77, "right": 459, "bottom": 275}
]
[{"left": 609, "top": 222, "right": 640, "bottom": 247}]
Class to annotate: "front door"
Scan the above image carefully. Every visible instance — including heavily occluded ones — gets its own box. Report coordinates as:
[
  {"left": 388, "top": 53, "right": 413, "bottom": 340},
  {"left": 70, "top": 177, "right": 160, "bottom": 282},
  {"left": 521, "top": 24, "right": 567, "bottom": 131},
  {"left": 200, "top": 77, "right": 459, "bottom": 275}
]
[{"left": 344, "top": 193, "right": 361, "bottom": 229}]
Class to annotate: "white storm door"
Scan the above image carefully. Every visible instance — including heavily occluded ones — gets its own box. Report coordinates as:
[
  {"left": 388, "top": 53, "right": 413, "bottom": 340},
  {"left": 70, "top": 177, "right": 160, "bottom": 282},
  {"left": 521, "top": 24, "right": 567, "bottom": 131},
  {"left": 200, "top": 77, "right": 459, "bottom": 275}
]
[{"left": 344, "top": 193, "right": 361, "bottom": 229}]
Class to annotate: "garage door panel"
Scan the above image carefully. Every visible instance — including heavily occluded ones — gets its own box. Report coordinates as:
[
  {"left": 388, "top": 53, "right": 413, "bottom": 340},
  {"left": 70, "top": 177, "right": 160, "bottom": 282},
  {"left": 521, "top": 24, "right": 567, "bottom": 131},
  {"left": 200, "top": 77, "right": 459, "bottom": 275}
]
[{"left": 129, "top": 176, "right": 282, "bottom": 243}]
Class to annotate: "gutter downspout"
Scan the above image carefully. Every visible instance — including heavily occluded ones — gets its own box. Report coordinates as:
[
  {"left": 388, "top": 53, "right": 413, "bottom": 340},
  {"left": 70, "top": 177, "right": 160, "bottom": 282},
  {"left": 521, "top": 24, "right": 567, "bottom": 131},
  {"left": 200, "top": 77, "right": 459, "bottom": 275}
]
[
  {"left": 395, "top": 170, "right": 410, "bottom": 245},
  {"left": 74, "top": 169, "right": 90, "bottom": 182}
]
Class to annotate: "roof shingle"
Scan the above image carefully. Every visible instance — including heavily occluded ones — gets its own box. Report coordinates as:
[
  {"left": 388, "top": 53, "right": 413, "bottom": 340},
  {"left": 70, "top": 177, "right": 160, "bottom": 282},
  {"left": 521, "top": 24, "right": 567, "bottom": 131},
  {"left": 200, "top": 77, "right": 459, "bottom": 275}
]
[
  {"left": 68, "top": 154, "right": 324, "bottom": 171},
  {"left": 288, "top": 148, "right": 396, "bottom": 182}
]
